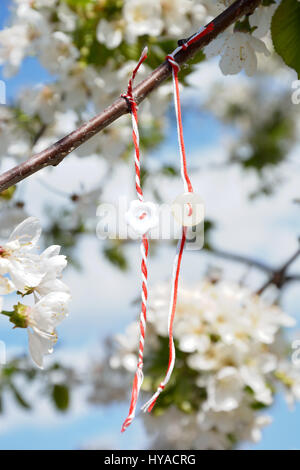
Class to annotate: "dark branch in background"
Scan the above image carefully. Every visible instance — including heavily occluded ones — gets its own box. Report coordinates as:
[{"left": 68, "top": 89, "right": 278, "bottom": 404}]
[
  {"left": 32, "top": 124, "right": 47, "bottom": 146},
  {"left": 0, "top": 0, "right": 261, "bottom": 193},
  {"left": 208, "top": 247, "right": 273, "bottom": 274},
  {"left": 256, "top": 242, "right": 300, "bottom": 294},
  {"left": 205, "top": 243, "right": 300, "bottom": 293}
]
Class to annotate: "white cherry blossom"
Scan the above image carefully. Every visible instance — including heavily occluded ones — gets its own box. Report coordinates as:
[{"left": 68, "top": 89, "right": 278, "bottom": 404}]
[
  {"left": 26, "top": 291, "right": 70, "bottom": 368},
  {"left": 0, "top": 202, "right": 28, "bottom": 239},
  {"left": 19, "top": 85, "right": 61, "bottom": 124},
  {"left": 0, "top": 217, "right": 71, "bottom": 368},
  {"left": 160, "top": 0, "right": 191, "bottom": 36},
  {"left": 240, "top": 365, "right": 273, "bottom": 405},
  {"left": 249, "top": 4, "right": 278, "bottom": 39},
  {"left": 15, "top": 3, "right": 49, "bottom": 37},
  {"left": 38, "top": 31, "right": 80, "bottom": 74},
  {"left": 124, "top": 0, "right": 163, "bottom": 43},
  {"left": 0, "top": 275, "right": 15, "bottom": 295},
  {"left": 275, "top": 360, "right": 300, "bottom": 407},
  {"left": 0, "top": 217, "right": 44, "bottom": 292},
  {"left": 0, "top": 25, "right": 29, "bottom": 77},
  {"left": 205, "top": 31, "right": 270, "bottom": 76},
  {"left": 96, "top": 19, "right": 123, "bottom": 50},
  {"left": 32, "top": 245, "right": 69, "bottom": 298},
  {"left": 57, "top": 2, "right": 78, "bottom": 32},
  {"left": 204, "top": 366, "right": 244, "bottom": 412},
  {"left": 0, "top": 4, "right": 50, "bottom": 77},
  {"left": 108, "top": 280, "right": 300, "bottom": 448}
]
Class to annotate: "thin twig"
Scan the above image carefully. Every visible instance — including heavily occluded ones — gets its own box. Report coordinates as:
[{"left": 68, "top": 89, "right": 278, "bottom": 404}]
[
  {"left": 257, "top": 243, "right": 300, "bottom": 295},
  {"left": 32, "top": 124, "right": 47, "bottom": 146},
  {"left": 0, "top": 0, "right": 261, "bottom": 193},
  {"left": 206, "top": 244, "right": 300, "bottom": 293},
  {"left": 208, "top": 247, "right": 273, "bottom": 273}
]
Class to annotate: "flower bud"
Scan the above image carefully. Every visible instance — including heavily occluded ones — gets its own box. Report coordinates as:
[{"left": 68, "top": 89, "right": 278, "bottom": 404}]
[{"left": 10, "top": 303, "right": 29, "bottom": 329}]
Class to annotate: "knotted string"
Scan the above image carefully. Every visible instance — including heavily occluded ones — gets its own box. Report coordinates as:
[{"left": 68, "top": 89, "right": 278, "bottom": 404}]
[
  {"left": 120, "top": 21, "right": 214, "bottom": 426},
  {"left": 141, "top": 21, "right": 214, "bottom": 413},
  {"left": 120, "top": 47, "right": 150, "bottom": 433}
]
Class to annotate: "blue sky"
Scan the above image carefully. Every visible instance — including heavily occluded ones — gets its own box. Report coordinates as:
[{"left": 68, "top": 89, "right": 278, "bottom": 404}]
[{"left": 1, "top": 1, "right": 300, "bottom": 450}]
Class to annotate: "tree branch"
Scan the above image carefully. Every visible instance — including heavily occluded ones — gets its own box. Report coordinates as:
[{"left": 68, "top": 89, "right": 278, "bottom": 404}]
[
  {"left": 256, "top": 242, "right": 300, "bottom": 294},
  {"left": 206, "top": 243, "right": 300, "bottom": 293},
  {"left": 0, "top": 0, "right": 261, "bottom": 193},
  {"left": 207, "top": 247, "right": 273, "bottom": 273}
]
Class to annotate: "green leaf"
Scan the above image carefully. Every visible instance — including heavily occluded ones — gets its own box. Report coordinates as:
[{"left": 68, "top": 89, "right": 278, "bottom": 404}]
[
  {"left": 250, "top": 401, "right": 269, "bottom": 410},
  {"left": 227, "top": 433, "right": 238, "bottom": 446},
  {"left": 52, "top": 384, "right": 70, "bottom": 412},
  {"left": 203, "top": 219, "right": 216, "bottom": 251},
  {"left": 271, "top": 0, "right": 300, "bottom": 77},
  {"left": 0, "top": 388, "right": 3, "bottom": 414},
  {"left": 161, "top": 165, "right": 179, "bottom": 177},
  {"left": 104, "top": 243, "right": 128, "bottom": 270},
  {"left": 262, "top": 0, "right": 276, "bottom": 5},
  {"left": 234, "top": 16, "right": 256, "bottom": 34},
  {"left": 9, "top": 383, "right": 31, "bottom": 409},
  {"left": 232, "top": 107, "right": 294, "bottom": 172}
]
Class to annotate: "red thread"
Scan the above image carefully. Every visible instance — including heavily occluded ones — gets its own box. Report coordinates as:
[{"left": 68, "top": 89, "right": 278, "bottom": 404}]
[
  {"left": 123, "top": 21, "right": 207, "bottom": 425},
  {"left": 166, "top": 55, "right": 193, "bottom": 194},
  {"left": 146, "top": 228, "right": 187, "bottom": 413},
  {"left": 142, "top": 45, "right": 196, "bottom": 414},
  {"left": 174, "top": 63, "right": 193, "bottom": 194},
  {"left": 184, "top": 22, "right": 214, "bottom": 49}
]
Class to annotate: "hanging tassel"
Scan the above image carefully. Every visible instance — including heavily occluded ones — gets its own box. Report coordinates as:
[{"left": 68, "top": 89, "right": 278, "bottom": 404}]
[
  {"left": 142, "top": 46, "right": 200, "bottom": 412},
  {"left": 122, "top": 21, "right": 214, "bottom": 425},
  {"left": 141, "top": 227, "right": 187, "bottom": 413}
]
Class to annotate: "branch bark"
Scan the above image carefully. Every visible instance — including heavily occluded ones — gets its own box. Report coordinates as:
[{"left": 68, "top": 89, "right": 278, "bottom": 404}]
[
  {"left": 207, "top": 247, "right": 273, "bottom": 273},
  {"left": 205, "top": 244, "right": 300, "bottom": 292},
  {"left": 256, "top": 244, "right": 300, "bottom": 295},
  {"left": 0, "top": 0, "right": 261, "bottom": 193}
]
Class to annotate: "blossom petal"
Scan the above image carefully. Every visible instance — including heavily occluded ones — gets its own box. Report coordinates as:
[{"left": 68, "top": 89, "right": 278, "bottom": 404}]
[
  {"left": 28, "top": 328, "right": 54, "bottom": 369},
  {"left": 0, "top": 274, "right": 15, "bottom": 294},
  {"left": 9, "top": 216, "right": 41, "bottom": 250},
  {"left": 41, "top": 245, "right": 61, "bottom": 258}
]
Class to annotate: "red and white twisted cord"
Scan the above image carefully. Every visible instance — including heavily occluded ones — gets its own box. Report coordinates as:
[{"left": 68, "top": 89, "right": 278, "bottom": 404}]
[
  {"left": 141, "top": 22, "right": 214, "bottom": 413},
  {"left": 121, "top": 21, "right": 214, "bottom": 424},
  {"left": 180, "top": 22, "right": 214, "bottom": 50},
  {"left": 141, "top": 226, "right": 187, "bottom": 413},
  {"left": 121, "top": 47, "right": 149, "bottom": 433}
]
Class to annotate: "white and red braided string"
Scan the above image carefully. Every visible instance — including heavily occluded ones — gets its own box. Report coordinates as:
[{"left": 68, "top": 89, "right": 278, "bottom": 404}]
[
  {"left": 121, "top": 22, "right": 215, "bottom": 425},
  {"left": 141, "top": 23, "right": 214, "bottom": 412},
  {"left": 179, "top": 22, "right": 214, "bottom": 50},
  {"left": 121, "top": 47, "right": 149, "bottom": 433},
  {"left": 121, "top": 47, "right": 148, "bottom": 203},
  {"left": 141, "top": 226, "right": 187, "bottom": 413}
]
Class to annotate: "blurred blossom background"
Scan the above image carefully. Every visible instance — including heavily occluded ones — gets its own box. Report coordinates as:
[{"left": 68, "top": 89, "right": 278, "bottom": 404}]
[{"left": 0, "top": 0, "right": 300, "bottom": 450}]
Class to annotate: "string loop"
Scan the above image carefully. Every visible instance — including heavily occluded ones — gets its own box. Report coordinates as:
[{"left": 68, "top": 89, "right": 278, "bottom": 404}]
[
  {"left": 122, "top": 21, "right": 215, "bottom": 427},
  {"left": 166, "top": 53, "right": 193, "bottom": 194},
  {"left": 141, "top": 22, "right": 215, "bottom": 414}
]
